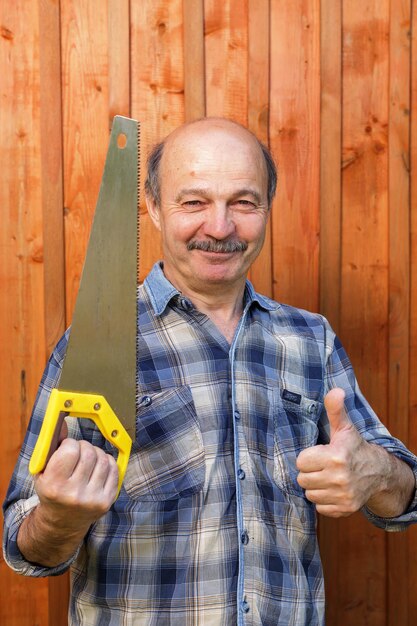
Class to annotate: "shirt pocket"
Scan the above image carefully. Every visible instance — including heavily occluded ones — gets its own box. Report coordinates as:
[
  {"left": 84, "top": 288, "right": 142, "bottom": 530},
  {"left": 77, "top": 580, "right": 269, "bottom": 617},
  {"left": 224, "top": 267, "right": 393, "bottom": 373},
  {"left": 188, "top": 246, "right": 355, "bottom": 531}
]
[
  {"left": 273, "top": 389, "right": 322, "bottom": 497},
  {"left": 123, "top": 386, "right": 205, "bottom": 501}
]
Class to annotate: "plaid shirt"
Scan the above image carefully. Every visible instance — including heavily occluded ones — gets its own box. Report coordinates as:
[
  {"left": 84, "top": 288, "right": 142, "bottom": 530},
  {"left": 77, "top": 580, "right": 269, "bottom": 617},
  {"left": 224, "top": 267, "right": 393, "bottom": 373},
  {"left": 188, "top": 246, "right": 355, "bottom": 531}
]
[{"left": 4, "top": 262, "right": 417, "bottom": 626}]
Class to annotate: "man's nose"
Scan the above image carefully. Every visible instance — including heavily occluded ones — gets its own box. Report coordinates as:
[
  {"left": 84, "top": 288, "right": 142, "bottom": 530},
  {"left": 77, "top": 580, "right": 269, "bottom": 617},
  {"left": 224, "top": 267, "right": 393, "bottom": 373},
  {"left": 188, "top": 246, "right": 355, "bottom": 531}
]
[{"left": 203, "top": 203, "right": 236, "bottom": 239}]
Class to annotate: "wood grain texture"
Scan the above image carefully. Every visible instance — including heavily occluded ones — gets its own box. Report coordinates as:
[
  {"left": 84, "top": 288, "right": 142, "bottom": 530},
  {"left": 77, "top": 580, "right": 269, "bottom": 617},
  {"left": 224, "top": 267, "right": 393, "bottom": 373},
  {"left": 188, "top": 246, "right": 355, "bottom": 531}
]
[
  {"left": 204, "top": 0, "right": 248, "bottom": 124},
  {"left": 131, "top": 0, "right": 185, "bottom": 281},
  {"left": 247, "top": 0, "right": 273, "bottom": 298},
  {"left": 387, "top": 1, "right": 412, "bottom": 623},
  {"left": 318, "top": 1, "right": 342, "bottom": 622},
  {"left": 0, "top": 1, "right": 49, "bottom": 624},
  {"left": 2, "top": 1, "right": 417, "bottom": 624},
  {"left": 269, "top": 0, "right": 321, "bottom": 311},
  {"left": 108, "top": 0, "right": 130, "bottom": 121},
  {"left": 61, "top": 0, "right": 111, "bottom": 321},
  {"left": 339, "top": 2, "right": 390, "bottom": 623},
  {"left": 408, "top": 0, "right": 417, "bottom": 621},
  {"left": 39, "top": 0, "right": 70, "bottom": 621},
  {"left": 183, "top": 0, "right": 206, "bottom": 121},
  {"left": 39, "top": 0, "right": 66, "bottom": 359},
  {"left": 319, "top": 0, "right": 342, "bottom": 330}
]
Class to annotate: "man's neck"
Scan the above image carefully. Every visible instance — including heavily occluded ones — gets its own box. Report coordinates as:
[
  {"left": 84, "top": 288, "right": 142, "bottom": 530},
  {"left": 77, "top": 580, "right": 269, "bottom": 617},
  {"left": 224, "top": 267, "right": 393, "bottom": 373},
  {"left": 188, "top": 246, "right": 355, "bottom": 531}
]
[
  {"left": 163, "top": 266, "right": 246, "bottom": 343},
  {"left": 185, "top": 290, "right": 245, "bottom": 344}
]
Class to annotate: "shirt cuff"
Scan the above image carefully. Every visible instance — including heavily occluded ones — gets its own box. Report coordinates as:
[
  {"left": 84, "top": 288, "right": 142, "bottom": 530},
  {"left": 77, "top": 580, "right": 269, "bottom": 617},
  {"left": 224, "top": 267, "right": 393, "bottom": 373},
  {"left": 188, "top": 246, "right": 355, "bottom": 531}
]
[{"left": 3, "top": 495, "right": 80, "bottom": 577}]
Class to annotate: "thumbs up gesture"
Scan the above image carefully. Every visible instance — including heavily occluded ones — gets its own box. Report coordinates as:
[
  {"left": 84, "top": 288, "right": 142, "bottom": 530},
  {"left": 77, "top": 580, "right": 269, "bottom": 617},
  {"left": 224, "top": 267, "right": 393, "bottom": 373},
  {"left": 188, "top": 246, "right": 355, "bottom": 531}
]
[{"left": 296, "top": 388, "right": 387, "bottom": 517}]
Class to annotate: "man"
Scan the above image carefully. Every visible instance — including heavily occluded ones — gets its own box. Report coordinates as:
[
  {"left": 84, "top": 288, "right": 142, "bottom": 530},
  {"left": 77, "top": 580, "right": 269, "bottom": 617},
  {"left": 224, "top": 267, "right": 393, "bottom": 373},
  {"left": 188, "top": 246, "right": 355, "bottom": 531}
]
[{"left": 3, "top": 117, "right": 417, "bottom": 625}]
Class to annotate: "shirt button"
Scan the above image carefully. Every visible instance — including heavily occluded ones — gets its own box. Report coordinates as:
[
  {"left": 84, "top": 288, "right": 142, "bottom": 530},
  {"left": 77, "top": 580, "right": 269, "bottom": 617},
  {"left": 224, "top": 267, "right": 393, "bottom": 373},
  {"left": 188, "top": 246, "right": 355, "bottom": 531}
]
[
  {"left": 241, "top": 600, "right": 250, "bottom": 614},
  {"left": 308, "top": 402, "right": 317, "bottom": 414},
  {"left": 234, "top": 409, "right": 241, "bottom": 420},
  {"left": 237, "top": 468, "right": 245, "bottom": 480},
  {"left": 141, "top": 395, "right": 152, "bottom": 407},
  {"left": 179, "top": 297, "right": 193, "bottom": 311},
  {"left": 241, "top": 530, "right": 249, "bottom": 545}
]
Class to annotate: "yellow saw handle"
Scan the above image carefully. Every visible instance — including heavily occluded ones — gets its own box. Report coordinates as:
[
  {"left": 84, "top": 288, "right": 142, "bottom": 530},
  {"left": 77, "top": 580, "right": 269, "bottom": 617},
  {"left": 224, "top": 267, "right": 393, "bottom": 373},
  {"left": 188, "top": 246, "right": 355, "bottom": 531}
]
[{"left": 29, "top": 389, "right": 132, "bottom": 497}]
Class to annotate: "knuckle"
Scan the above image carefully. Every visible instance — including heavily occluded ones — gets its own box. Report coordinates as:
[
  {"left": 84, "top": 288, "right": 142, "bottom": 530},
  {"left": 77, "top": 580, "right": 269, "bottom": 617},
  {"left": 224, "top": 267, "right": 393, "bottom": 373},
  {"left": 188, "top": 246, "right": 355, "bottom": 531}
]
[
  {"left": 38, "top": 482, "right": 60, "bottom": 502},
  {"left": 296, "top": 454, "right": 305, "bottom": 470},
  {"left": 331, "top": 452, "right": 347, "bottom": 468},
  {"left": 88, "top": 492, "right": 113, "bottom": 515},
  {"left": 305, "top": 490, "right": 316, "bottom": 504},
  {"left": 94, "top": 448, "right": 109, "bottom": 467},
  {"left": 59, "top": 438, "right": 80, "bottom": 460},
  {"left": 332, "top": 470, "right": 350, "bottom": 490},
  {"left": 79, "top": 440, "right": 99, "bottom": 464}
]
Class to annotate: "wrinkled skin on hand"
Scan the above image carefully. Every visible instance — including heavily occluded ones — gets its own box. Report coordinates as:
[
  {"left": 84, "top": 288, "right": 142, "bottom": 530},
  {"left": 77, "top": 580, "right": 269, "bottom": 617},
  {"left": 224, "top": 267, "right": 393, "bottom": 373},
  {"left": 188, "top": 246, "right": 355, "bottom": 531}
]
[{"left": 296, "top": 388, "right": 414, "bottom": 519}]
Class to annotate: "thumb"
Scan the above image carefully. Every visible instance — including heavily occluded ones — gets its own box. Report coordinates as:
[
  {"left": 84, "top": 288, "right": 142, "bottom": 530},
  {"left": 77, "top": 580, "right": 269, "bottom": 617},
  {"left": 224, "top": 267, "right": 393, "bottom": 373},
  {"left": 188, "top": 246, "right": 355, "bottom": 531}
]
[
  {"left": 43, "top": 413, "right": 69, "bottom": 468},
  {"left": 324, "top": 388, "right": 350, "bottom": 440}
]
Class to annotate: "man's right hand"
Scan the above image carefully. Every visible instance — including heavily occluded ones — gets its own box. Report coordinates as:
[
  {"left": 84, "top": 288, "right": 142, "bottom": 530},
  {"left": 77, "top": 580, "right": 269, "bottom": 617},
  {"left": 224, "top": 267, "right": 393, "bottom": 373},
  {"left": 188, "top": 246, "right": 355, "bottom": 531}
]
[
  {"left": 36, "top": 438, "right": 119, "bottom": 521},
  {"left": 17, "top": 436, "right": 119, "bottom": 567}
]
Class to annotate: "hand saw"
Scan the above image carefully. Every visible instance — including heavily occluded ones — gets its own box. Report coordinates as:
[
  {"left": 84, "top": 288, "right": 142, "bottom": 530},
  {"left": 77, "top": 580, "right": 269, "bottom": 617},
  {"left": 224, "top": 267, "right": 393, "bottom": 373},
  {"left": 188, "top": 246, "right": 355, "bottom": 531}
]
[{"left": 29, "top": 116, "right": 139, "bottom": 496}]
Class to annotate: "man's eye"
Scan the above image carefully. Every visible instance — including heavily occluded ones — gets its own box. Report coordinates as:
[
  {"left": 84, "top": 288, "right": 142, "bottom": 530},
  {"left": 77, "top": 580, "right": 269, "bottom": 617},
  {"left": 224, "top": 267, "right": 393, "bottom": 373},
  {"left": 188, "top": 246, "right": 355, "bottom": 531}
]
[
  {"left": 183, "top": 200, "right": 203, "bottom": 207},
  {"left": 234, "top": 199, "right": 256, "bottom": 209}
]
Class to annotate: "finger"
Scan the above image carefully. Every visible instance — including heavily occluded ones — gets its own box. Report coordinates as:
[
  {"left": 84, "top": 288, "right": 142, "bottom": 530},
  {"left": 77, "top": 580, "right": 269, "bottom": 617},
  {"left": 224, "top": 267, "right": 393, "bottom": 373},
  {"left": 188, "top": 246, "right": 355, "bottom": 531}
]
[
  {"left": 315, "top": 504, "right": 351, "bottom": 518},
  {"left": 71, "top": 440, "right": 102, "bottom": 484},
  {"left": 324, "top": 388, "right": 350, "bottom": 439},
  {"left": 45, "top": 438, "right": 82, "bottom": 478},
  {"left": 297, "top": 470, "right": 327, "bottom": 490},
  {"left": 103, "top": 458, "right": 119, "bottom": 499},
  {"left": 89, "top": 450, "right": 116, "bottom": 488},
  {"left": 304, "top": 488, "right": 345, "bottom": 506},
  {"left": 296, "top": 444, "right": 329, "bottom": 473}
]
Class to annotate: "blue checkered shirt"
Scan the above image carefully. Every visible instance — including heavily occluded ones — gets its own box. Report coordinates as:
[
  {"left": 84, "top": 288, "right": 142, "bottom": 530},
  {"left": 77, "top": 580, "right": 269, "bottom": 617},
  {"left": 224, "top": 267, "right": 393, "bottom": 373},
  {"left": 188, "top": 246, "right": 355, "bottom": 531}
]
[{"left": 4, "top": 262, "right": 417, "bottom": 625}]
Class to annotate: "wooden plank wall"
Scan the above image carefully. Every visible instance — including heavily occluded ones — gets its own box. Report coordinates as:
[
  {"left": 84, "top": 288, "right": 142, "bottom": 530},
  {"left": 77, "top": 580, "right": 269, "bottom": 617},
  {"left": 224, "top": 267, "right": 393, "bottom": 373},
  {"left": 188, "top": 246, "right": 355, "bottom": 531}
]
[{"left": 1, "top": 0, "right": 416, "bottom": 623}]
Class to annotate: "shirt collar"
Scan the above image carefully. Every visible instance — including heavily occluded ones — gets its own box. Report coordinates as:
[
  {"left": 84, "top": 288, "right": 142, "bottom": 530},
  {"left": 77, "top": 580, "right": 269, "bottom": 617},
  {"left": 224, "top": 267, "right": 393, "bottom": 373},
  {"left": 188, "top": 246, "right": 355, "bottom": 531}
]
[{"left": 144, "top": 261, "right": 278, "bottom": 316}]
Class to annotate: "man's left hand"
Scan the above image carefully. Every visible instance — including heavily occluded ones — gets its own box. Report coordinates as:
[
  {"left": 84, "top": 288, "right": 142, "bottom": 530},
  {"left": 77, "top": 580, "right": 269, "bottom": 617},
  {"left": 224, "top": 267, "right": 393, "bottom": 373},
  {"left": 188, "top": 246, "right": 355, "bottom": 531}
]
[{"left": 296, "top": 388, "right": 387, "bottom": 517}]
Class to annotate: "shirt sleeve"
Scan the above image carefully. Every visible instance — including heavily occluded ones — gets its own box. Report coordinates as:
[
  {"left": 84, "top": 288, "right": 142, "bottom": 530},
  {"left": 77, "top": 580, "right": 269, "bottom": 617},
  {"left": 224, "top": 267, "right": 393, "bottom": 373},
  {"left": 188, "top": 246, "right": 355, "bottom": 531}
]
[
  {"left": 322, "top": 319, "right": 417, "bottom": 531},
  {"left": 2, "top": 329, "right": 81, "bottom": 577}
]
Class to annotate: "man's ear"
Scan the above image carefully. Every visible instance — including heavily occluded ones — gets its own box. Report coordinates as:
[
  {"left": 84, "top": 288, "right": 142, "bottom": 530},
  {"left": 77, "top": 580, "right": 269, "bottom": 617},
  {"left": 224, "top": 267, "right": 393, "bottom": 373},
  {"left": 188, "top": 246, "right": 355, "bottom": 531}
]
[{"left": 145, "top": 195, "right": 162, "bottom": 231}]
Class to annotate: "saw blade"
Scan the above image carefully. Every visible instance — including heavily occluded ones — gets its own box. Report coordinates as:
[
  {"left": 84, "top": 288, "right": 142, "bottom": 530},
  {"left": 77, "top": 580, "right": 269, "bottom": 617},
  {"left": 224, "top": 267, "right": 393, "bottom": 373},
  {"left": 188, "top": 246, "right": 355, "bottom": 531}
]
[{"left": 58, "top": 116, "right": 139, "bottom": 438}]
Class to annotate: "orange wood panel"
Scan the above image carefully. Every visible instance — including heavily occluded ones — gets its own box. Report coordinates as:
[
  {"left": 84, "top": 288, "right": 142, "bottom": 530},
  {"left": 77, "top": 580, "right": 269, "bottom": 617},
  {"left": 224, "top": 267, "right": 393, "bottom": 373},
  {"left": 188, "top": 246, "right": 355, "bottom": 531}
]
[
  {"left": 131, "top": 0, "right": 185, "bottom": 281},
  {"left": 339, "top": 2, "right": 391, "bottom": 624},
  {"left": 39, "top": 0, "right": 66, "bottom": 359},
  {"left": 2, "top": 1, "right": 417, "bottom": 625},
  {"left": 0, "top": 1, "right": 49, "bottom": 624},
  {"left": 247, "top": 0, "right": 269, "bottom": 144},
  {"left": 38, "top": 1, "right": 69, "bottom": 623},
  {"left": 387, "top": 0, "right": 411, "bottom": 467},
  {"left": 183, "top": 0, "right": 206, "bottom": 121},
  {"left": 108, "top": 0, "right": 130, "bottom": 121},
  {"left": 408, "top": 2, "right": 417, "bottom": 622},
  {"left": 247, "top": 0, "right": 273, "bottom": 298},
  {"left": 387, "top": 1, "right": 412, "bottom": 623},
  {"left": 204, "top": 0, "right": 249, "bottom": 125},
  {"left": 269, "top": 0, "right": 321, "bottom": 311},
  {"left": 319, "top": 0, "right": 342, "bottom": 331},
  {"left": 318, "top": 1, "right": 342, "bottom": 623},
  {"left": 60, "top": 0, "right": 111, "bottom": 320}
]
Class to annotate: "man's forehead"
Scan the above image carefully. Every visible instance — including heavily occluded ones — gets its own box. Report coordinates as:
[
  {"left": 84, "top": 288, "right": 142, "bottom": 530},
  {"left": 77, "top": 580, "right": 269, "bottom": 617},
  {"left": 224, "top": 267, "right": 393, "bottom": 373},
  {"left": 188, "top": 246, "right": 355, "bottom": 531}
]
[
  {"left": 164, "top": 117, "right": 260, "bottom": 151},
  {"left": 160, "top": 118, "right": 266, "bottom": 181}
]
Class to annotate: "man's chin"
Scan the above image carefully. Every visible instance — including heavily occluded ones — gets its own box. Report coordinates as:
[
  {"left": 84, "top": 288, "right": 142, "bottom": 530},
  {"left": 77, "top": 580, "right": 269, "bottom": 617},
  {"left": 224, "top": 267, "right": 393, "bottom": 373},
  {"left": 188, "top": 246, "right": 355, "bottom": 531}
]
[{"left": 194, "top": 266, "right": 243, "bottom": 286}]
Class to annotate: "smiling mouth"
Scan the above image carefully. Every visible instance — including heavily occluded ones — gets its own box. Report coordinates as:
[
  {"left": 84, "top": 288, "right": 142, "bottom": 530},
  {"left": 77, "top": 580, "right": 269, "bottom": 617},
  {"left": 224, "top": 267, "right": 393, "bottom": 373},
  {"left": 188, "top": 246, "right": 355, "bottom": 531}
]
[{"left": 187, "top": 239, "right": 248, "bottom": 253}]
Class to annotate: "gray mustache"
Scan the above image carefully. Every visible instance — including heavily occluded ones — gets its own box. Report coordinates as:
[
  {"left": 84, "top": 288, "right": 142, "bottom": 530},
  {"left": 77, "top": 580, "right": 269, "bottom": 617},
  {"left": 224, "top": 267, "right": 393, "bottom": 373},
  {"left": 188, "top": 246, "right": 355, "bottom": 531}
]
[{"left": 187, "top": 239, "right": 248, "bottom": 253}]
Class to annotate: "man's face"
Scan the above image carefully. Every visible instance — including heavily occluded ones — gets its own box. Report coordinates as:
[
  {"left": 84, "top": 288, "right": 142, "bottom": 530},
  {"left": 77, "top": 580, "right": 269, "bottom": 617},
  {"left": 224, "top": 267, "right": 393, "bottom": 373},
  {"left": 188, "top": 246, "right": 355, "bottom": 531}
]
[{"left": 146, "top": 120, "right": 270, "bottom": 295}]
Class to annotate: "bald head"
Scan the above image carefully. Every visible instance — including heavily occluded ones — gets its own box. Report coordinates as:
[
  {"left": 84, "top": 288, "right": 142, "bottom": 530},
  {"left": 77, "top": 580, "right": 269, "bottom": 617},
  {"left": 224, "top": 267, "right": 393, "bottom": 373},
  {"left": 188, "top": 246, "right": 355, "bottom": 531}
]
[{"left": 145, "top": 118, "right": 277, "bottom": 209}]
